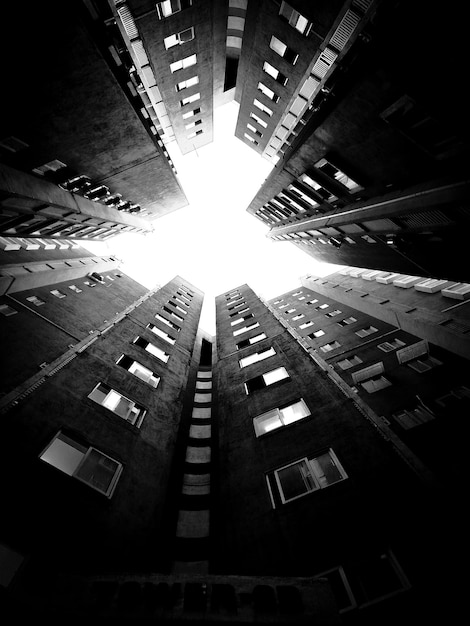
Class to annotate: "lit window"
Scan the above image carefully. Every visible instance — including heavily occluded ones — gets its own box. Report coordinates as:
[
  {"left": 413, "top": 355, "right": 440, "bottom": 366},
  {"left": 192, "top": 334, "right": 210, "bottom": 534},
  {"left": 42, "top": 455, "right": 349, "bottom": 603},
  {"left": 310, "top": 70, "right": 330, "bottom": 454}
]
[
  {"left": 257, "top": 82, "right": 280, "bottom": 102},
  {"left": 164, "top": 26, "right": 195, "bottom": 49},
  {"left": 377, "top": 339, "right": 406, "bottom": 352},
  {"left": 236, "top": 333, "right": 267, "bottom": 350},
  {"left": 147, "top": 323, "right": 176, "bottom": 344},
  {"left": 247, "top": 123, "right": 263, "bottom": 137},
  {"left": 170, "top": 54, "right": 197, "bottom": 73},
  {"left": 233, "top": 322, "right": 260, "bottom": 336},
  {"left": 88, "top": 382, "right": 147, "bottom": 427},
  {"left": 299, "top": 320, "right": 314, "bottom": 329},
  {"left": 355, "top": 326, "right": 378, "bottom": 338},
  {"left": 116, "top": 355, "right": 160, "bottom": 388},
  {"left": 180, "top": 92, "right": 200, "bottom": 106},
  {"left": 325, "top": 309, "right": 342, "bottom": 318},
  {"left": 315, "top": 158, "right": 363, "bottom": 192},
  {"left": 292, "top": 313, "right": 304, "bottom": 321},
  {"left": 285, "top": 308, "right": 296, "bottom": 314},
  {"left": 278, "top": 1, "right": 312, "bottom": 35},
  {"left": 250, "top": 112, "right": 268, "bottom": 128},
  {"left": 245, "top": 366, "right": 290, "bottom": 395},
  {"left": 231, "top": 313, "right": 254, "bottom": 327},
  {"left": 309, "top": 329, "right": 325, "bottom": 338},
  {"left": 26, "top": 296, "right": 45, "bottom": 306},
  {"left": 269, "top": 35, "right": 298, "bottom": 64},
  {"left": 263, "top": 61, "right": 288, "bottom": 86},
  {"left": 182, "top": 106, "right": 201, "bottom": 119},
  {"left": 253, "top": 99, "right": 273, "bottom": 116},
  {"left": 68, "top": 285, "right": 82, "bottom": 293},
  {"left": 50, "top": 289, "right": 66, "bottom": 299},
  {"left": 155, "top": 313, "right": 180, "bottom": 331},
  {"left": 176, "top": 75, "right": 199, "bottom": 91},
  {"left": 156, "top": 0, "right": 192, "bottom": 20},
  {"left": 320, "top": 341, "right": 341, "bottom": 353},
  {"left": 337, "top": 355, "right": 363, "bottom": 370},
  {"left": 133, "top": 336, "right": 170, "bottom": 363},
  {"left": 39, "top": 431, "right": 122, "bottom": 497},
  {"left": 314, "top": 303, "right": 329, "bottom": 310},
  {"left": 239, "top": 346, "right": 276, "bottom": 368},
  {"left": 306, "top": 299, "right": 318, "bottom": 305},
  {"left": 0, "top": 303, "right": 17, "bottom": 316},
  {"left": 267, "top": 448, "right": 347, "bottom": 505},
  {"left": 337, "top": 316, "right": 357, "bottom": 326},
  {"left": 254, "top": 398, "right": 310, "bottom": 437}
]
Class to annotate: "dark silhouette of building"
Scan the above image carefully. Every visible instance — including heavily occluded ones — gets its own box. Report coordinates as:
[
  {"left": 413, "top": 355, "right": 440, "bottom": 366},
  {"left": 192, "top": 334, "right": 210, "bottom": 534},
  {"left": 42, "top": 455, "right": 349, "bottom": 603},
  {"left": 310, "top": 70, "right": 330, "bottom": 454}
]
[{"left": 245, "top": 0, "right": 470, "bottom": 283}]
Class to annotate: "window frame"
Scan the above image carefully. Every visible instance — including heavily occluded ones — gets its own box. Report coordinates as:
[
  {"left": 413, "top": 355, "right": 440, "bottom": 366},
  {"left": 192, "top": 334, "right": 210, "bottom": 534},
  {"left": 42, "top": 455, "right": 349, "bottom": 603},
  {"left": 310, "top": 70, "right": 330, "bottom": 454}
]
[
  {"left": 253, "top": 398, "right": 310, "bottom": 437},
  {"left": 88, "top": 382, "right": 147, "bottom": 427}
]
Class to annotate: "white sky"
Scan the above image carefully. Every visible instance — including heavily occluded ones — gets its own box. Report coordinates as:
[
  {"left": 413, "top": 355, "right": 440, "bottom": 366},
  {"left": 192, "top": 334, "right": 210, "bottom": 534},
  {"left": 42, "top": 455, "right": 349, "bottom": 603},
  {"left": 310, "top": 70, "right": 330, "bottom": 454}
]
[{"left": 83, "top": 101, "right": 342, "bottom": 334}]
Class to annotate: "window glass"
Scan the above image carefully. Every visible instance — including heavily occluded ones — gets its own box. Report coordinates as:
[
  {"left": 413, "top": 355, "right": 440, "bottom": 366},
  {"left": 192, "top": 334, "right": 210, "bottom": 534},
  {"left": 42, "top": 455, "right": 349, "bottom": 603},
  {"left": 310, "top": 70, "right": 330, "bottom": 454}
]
[{"left": 239, "top": 347, "right": 275, "bottom": 368}]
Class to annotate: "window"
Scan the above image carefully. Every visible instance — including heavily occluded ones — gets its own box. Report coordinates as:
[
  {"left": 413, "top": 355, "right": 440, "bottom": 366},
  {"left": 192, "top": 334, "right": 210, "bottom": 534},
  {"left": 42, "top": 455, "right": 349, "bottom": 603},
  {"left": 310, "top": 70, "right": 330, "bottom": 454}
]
[
  {"left": 268, "top": 449, "right": 347, "bottom": 505},
  {"left": 309, "top": 329, "right": 325, "bottom": 338},
  {"left": 320, "top": 341, "right": 341, "bottom": 353},
  {"left": 147, "top": 323, "right": 176, "bottom": 344},
  {"left": 393, "top": 406, "right": 436, "bottom": 430},
  {"left": 163, "top": 305, "right": 184, "bottom": 321},
  {"left": 233, "top": 322, "right": 260, "bottom": 336},
  {"left": 186, "top": 119, "right": 202, "bottom": 130},
  {"left": 269, "top": 36, "right": 298, "bottom": 64},
  {"left": 39, "top": 431, "right": 122, "bottom": 498},
  {"left": 26, "top": 296, "right": 45, "bottom": 306},
  {"left": 279, "top": 2, "right": 312, "bottom": 35},
  {"left": 164, "top": 26, "right": 195, "bottom": 49},
  {"left": 88, "top": 383, "right": 146, "bottom": 427},
  {"left": 337, "top": 317, "right": 357, "bottom": 326},
  {"left": 182, "top": 106, "right": 201, "bottom": 119},
  {"left": 0, "top": 304, "right": 17, "bottom": 316},
  {"left": 337, "top": 355, "right": 363, "bottom": 370},
  {"left": 230, "top": 307, "right": 249, "bottom": 317},
  {"left": 231, "top": 313, "right": 254, "bottom": 326},
  {"left": 156, "top": 0, "right": 192, "bottom": 19},
  {"left": 176, "top": 75, "right": 199, "bottom": 91},
  {"left": 257, "top": 82, "right": 280, "bottom": 103},
  {"left": 361, "top": 376, "right": 392, "bottom": 393},
  {"left": 188, "top": 129, "right": 203, "bottom": 139},
  {"left": 50, "top": 289, "right": 66, "bottom": 299},
  {"left": 253, "top": 99, "right": 273, "bottom": 116},
  {"left": 263, "top": 62, "right": 288, "bottom": 86},
  {"left": 306, "top": 299, "right": 318, "bottom": 305},
  {"left": 180, "top": 92, "right": 200, "bottom": 106},
  {"left": 170, "top": 54, "right": 197, "bottom": 73},
  {"left": 247, "top": 123, "right": 263, "bottom": 137},
  {"left": 239, "top": 346, "right": 276, "bottom": 368},
  {"left": 244, "top": 133, "right": 259, "bottom": 145},
  {"left": 68, "top": 285, "right": 82, "bottom": 293},
  {"left": 245, "top": 366, "right": 289, "bottom": 394},
  {"left": 155, "top": 313, "right": 180, "bottom": 331},
  {"left": 133, "top": 336, "right": 170, "bottom": 363},
  {"left": 377, "top": 339, "right": 406, "bottom": 352},
  {"left": 168, "top": 300, "right": 187, "bottom": 314},
  {"left": 315, "top": 551, "right": 410, "bottom": 612},
  {"left": 407, "top": 355, "right": 442, "bottom": 373},
  {"left": 299, "top": 320, "right": 314, "bottom": 329},
  {"left": 301, "top": 173, "right": 338, "bottom": 203},
  {"left": 236, "top": 333, "right": 267, "bottom": 350},
  {"left": 356, "top": 326, "right": 378, "bottom": 338},
  {"left": 325, "top": 309, "right": 342, "bottom": 318},
  {"left": 315, "top": 304, "right": 329, "bottom": 310},
  {"left": 250, "top": 112, "right": 268, "bottom": 129},
  {"left": 315, "top": 158, "right": 363, "bottom": 193},
  {"left": 254, "top": 399, "right": 310, "bottom": 437},
  {"left": 116, "top": 355, "right": 160, "bottom": 388},
  {"left": 292, "top": 314, "right": 304, "bottom": 321}
]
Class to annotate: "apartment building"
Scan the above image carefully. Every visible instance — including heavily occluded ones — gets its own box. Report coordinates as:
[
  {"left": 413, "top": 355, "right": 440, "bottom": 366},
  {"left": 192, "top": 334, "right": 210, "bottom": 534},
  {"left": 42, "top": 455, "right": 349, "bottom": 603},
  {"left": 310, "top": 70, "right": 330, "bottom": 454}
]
[
  {"left": 0, "top": 0, "right": 187, "bottom": 222},
  {"left": 213, "top": 284, "right": 464, "bottom": 624},
  {"left": 246, "top": 0, "right": 470, "bottom": 282}
]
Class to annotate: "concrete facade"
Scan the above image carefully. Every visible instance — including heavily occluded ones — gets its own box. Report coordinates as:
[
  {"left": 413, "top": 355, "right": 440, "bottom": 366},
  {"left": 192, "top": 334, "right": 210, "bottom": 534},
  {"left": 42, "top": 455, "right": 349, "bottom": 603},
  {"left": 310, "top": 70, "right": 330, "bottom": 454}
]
[
  {"left": 245, "top": 0, "right": 470, "bottom": 282},
  {"left": 0, "top": 0, "right": 187, "bottom": 221},
  {"left": 213, "top": 284, "right": 465, "bottom": 623}
]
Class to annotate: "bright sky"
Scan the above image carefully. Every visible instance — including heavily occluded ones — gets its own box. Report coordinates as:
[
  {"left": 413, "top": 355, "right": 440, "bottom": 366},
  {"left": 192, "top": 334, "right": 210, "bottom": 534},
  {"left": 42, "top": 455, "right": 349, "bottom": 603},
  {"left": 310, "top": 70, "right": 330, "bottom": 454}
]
[{"left": 83, "top": 101, "right": 342, "bottom": 334}]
